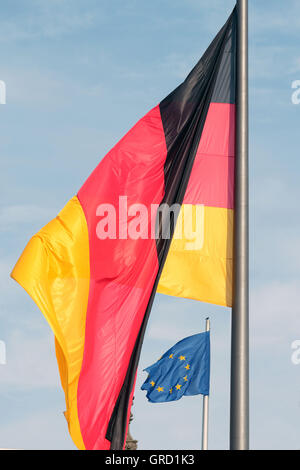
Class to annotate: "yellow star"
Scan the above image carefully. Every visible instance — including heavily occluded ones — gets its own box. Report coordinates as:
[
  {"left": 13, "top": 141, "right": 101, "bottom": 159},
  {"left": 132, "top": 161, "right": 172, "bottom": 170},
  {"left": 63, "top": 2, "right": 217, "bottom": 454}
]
[
  {"left": 175, "top": 384, "right": 182, "bottom": 390},
  {"left": 150, "top": 381, "right": 155, "bottom": 387},
  {"left": 185, "top": 364, "right": 190, "bottom": 370},
  {"left": 156, "top": 386, "right": 164, "bottom": 392},
  {"left": 179, "top": 355, "right": 186, "bottom": 361},
  {"left": 169, "top": 354, "right": 174, "bottom": 359},
  {"left": 183, "top": 375, "right": 188, "bottom": 382},
  {"left": 169, "top": 388, "right": 173, "bottom": 394}
]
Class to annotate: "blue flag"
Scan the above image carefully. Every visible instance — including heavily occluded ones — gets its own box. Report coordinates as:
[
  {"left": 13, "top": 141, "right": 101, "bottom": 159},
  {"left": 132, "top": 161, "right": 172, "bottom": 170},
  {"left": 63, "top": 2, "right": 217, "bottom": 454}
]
[{"left": 141, "top": 332, "right": 210, "bottom": 403}]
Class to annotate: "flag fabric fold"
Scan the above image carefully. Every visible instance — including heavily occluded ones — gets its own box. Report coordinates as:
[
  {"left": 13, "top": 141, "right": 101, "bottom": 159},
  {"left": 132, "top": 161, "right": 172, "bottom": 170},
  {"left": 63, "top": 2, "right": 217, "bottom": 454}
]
[
  {"left": 141, "top": 332, "right": 210, "bottom": 403},
  {"left": 11, "top": 8, "right": 236, "bottom": 450}
]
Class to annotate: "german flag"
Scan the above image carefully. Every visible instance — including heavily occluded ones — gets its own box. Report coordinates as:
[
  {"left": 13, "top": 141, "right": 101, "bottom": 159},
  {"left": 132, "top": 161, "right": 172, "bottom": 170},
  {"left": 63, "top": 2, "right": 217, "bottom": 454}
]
[{"left": 11, "top": 9, "right": 236, "bottom": 450}]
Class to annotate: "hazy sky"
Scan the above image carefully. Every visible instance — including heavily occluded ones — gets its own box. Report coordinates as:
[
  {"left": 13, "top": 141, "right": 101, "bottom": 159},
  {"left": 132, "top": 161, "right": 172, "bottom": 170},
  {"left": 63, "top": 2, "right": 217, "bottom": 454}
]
[{"left": 0, "top": 0, "right": 299, "bottom": 450}]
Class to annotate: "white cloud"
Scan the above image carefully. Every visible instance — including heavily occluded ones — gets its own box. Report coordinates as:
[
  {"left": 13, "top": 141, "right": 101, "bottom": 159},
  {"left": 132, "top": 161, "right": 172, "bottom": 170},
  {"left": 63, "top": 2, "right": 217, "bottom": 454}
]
[
  {"left": 146, "top": 299, "right": 200, "bottom": 342},
  {"left": 0, "top": 0, "right": 299, "bottom": 450},
  {"left": 160, "top": 53, "right": 199, "bottom": 81},
  {"left": 0, "top": 66, "right": 84, "bottom": 108},
  {"left": 252, "top": 0, "right": 300, "bottom": 35},
  {"left": 0, "top": 328, "right": 60, "bottom": 390},
  {"left": 0, "top": 407, "right": 75, "bottom": 450},
  {"left": 0, "top": 1, "right": 97, "bottom": 43},
  {"left": 0, "top": 204, "right": 56, "bottom": 233},
  {"left": 251, "top": 280, "right": 300, "bottom": 347},
  {"left": 289, "top": 57, "right": 300, "bottom": 75}
]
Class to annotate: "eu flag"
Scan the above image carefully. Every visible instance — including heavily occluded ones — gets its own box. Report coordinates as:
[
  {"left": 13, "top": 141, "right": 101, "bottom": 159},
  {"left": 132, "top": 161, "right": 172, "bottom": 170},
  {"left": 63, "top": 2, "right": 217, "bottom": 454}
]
[{"left": 141, "top": 332, "right": 210, "bottom": 403}]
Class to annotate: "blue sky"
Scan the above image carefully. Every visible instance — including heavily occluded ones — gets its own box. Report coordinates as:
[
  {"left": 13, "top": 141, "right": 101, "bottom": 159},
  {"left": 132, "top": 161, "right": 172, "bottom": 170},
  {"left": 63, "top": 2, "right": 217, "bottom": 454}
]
[{"left": 0, "top": 0, "right": 300, "bottom": 450}]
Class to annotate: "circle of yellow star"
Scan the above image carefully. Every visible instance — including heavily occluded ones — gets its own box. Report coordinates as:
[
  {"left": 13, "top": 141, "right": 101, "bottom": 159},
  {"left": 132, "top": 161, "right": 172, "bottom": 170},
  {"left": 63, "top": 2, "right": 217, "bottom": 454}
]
[
  {"left": 175, "top": 384, "right": 182, "bottom": 390},
  {"left": 157, "top": 386, "right": 164, "bottom": 392},
  {"left": 169, "top": 388, "right": 173, "bottom": 394},
  {"left": 179, "top": 355, "right": 186, "bottom": 361},
  {"left": 169, "top": 354, "right": 174, "bottom": 359},
  {"left": 183, "top": 375, "right": 188, "bottom": 382},
  {"left": 150, "top": 380, "right": 155, "bottom": 387},
  {"left": 185, "top": 364, "right": 190, "bottom": 370}
]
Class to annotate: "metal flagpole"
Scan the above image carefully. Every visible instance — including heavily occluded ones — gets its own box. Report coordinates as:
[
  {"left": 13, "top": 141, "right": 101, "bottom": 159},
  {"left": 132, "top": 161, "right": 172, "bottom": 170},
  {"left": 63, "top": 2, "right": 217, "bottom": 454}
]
[
  {"left": 230, "top": 0, "right": 249, "bottom": 450},
  {"left": 202, "top": 317, "right": 210, "bottom": 450}
]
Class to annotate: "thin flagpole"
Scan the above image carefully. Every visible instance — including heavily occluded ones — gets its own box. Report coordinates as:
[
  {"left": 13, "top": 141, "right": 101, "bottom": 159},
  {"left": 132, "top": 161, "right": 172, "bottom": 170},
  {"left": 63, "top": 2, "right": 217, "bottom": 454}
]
[
  {"left": 230, "top": 0, "right": 249, "bottom": 450},
  {"left": 202, "top": 317, "right": 210, "bottom": 450}
]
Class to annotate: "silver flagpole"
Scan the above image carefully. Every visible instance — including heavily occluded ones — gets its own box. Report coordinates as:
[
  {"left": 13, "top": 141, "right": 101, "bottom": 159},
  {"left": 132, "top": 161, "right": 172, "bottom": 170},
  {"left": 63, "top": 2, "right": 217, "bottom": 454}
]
[
  {"left": 202, "top": 317, "right": 210, "bottom": 450},
  {"left": 230, "top": 0, "right": 249, "bottom": 450}
]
